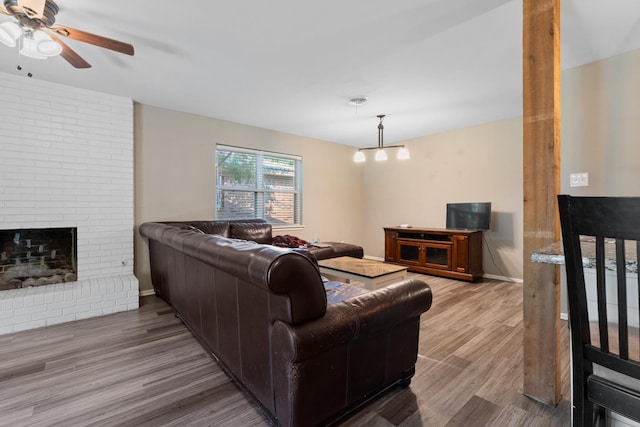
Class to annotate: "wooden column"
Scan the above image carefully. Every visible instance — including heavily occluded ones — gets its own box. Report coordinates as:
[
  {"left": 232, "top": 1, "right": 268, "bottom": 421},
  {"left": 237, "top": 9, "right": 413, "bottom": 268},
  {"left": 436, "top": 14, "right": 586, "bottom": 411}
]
[{"left": 522, "top": 0, "right": 561, "bottom": 405}]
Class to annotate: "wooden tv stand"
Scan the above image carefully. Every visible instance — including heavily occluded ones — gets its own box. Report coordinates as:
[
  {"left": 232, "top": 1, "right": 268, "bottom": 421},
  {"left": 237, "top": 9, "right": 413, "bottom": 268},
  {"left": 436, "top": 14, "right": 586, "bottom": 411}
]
[{"left": 384, "top": 227, "right": 483, "bottom": 282}]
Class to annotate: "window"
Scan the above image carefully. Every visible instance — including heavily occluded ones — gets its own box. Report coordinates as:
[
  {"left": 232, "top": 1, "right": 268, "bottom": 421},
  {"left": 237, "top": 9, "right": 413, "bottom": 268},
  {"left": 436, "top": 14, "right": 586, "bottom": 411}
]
[{"left": 216, "top": 145, "right": 302, "bottom": 227}]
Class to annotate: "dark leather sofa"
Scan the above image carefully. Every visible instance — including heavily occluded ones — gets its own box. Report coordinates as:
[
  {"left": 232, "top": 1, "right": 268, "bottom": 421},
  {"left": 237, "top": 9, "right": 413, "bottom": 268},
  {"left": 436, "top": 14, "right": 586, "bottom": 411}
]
[
  {"left": 139, "top": 220, "right": 432, "bottom": 426},
  {"left": 162, "top": 218, "right": 364, "bottom": 260}
]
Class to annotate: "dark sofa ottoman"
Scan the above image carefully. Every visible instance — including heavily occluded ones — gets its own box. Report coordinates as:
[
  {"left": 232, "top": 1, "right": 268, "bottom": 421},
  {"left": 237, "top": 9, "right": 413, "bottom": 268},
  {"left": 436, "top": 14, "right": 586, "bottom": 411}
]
[{"left": 307, "top": 241, "right": 364, "bottom": 260}]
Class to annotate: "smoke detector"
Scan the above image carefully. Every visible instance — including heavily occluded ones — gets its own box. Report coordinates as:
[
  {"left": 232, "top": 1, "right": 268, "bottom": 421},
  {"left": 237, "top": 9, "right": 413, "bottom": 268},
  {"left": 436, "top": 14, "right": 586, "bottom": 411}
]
[{"left": 347, "top": 96, "right": 368, "bottom": 106}]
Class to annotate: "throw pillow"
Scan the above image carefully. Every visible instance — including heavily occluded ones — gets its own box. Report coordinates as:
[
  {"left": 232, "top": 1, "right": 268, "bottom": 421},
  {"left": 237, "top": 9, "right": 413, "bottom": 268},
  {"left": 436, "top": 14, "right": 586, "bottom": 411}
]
[{"left": 272, "top": 234, "right": 309, "bottom": 248}]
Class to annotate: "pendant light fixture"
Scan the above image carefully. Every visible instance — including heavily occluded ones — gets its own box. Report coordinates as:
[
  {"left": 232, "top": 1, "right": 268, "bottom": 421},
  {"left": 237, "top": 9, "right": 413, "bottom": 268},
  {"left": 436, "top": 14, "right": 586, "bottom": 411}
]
[{"left": 353, "top": 114, "right": 410, "bottom": 163}]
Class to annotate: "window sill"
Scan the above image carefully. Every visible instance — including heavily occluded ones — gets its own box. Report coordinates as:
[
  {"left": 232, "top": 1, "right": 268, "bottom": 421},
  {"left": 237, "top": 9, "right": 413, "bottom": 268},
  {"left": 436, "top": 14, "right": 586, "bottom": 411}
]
[{"left": 273, "top": 225, "right": 305, "bottom": 232}]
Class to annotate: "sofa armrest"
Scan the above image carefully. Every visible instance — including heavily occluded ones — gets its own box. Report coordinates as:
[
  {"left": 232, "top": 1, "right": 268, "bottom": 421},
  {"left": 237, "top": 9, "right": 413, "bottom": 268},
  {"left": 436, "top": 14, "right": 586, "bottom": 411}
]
[{"left": 272, "top": 278, "right": 432, "bottom": 363}]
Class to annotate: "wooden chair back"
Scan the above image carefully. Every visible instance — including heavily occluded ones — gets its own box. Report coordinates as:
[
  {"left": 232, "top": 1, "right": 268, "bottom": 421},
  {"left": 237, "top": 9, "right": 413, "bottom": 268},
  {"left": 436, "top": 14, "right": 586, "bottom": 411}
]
[{"left": 558, "top": 195, "right": 640, "bottom": 426}]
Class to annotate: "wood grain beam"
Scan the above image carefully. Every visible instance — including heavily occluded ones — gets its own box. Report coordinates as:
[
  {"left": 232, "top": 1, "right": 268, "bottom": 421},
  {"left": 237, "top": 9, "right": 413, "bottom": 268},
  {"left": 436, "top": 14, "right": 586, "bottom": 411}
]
[{"left": 522, "top": 0, "right": 562, "bottom": 405}]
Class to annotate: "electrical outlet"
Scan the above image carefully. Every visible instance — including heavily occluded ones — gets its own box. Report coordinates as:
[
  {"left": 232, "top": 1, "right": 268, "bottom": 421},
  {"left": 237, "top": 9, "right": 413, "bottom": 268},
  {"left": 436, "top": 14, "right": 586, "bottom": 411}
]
[{"left": 569, "top": 172, "right": 589, "bottom": 187}]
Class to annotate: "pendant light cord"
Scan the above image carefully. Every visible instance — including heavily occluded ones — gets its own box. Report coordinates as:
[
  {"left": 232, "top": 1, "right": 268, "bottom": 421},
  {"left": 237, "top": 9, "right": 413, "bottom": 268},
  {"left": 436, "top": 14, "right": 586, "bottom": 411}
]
[{"left": 377, "top": 114, "right": 385, "bottom": 148}]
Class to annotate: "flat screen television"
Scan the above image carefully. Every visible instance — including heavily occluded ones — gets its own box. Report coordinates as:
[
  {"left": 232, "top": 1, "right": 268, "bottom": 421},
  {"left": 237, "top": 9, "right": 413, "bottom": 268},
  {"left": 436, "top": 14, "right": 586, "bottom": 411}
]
[{"left": 446, "top": 202, "right": 491, "bottom": 231}]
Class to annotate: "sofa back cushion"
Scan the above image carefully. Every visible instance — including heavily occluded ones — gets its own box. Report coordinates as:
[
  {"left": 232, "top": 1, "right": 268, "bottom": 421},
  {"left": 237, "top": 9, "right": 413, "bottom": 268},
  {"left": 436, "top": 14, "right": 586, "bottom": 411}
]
[
  {"left": 230, "top": 222, "right": 272, "bottom": 244},
  {"left": 140, "top": 223, "right": 327, "bottom": 325},
  {"left": 188, "top": 221, "right": 231, "bottom": 237}
]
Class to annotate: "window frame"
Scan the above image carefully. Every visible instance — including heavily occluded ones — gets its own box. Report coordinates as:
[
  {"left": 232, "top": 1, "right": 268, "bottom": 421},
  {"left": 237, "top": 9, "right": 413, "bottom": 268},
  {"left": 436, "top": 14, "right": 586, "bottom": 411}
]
[{"left": 215, "top": 144, "right": 303, "bottom": 228}]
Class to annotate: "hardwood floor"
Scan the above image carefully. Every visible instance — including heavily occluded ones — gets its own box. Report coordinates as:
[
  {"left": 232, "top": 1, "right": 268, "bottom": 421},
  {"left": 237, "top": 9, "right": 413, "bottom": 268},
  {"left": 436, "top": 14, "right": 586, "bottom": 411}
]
[{"left": 0, "top": 275, "right": 571, "bottom": 426}]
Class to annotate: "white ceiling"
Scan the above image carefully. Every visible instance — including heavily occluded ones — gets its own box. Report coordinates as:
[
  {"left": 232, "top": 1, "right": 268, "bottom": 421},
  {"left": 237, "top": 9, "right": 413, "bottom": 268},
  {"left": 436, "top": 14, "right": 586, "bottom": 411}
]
[{"left": 1, "top": 0, "right": 640, "bottom": 148}]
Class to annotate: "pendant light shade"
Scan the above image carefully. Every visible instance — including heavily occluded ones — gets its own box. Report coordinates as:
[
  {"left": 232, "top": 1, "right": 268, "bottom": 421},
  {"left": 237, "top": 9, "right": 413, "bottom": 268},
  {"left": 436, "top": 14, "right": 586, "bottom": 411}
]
[
  {"left": 397, "top": 147, "right": 410, "bottom": 160},
  {"left": 353, "top": 151, "right": 366, "bottom": 163},
  {"left": 374, "top": 149, "right": 388, "bottom": 161}
]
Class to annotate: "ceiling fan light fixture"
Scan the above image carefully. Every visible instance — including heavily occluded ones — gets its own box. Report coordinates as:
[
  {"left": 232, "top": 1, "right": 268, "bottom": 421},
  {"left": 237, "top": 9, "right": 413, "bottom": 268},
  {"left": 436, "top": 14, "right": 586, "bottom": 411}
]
[
  {"left": 19, "top": 34, "right": 47, "bottom": 59},
  {"left": 34, "top": 30, "right": 61, "bottom": 56},
  {"left": 19, "top": 46, "right": 46, "bottom": 59},
  {"left": 18, "top": 30, "right": 61, "bottom": 58},
  {"left": 0, "top": 0, "right": 133, "bottom": 69},
  {"left": 0, "top": 21, "right": 22, "bottom": 47}
]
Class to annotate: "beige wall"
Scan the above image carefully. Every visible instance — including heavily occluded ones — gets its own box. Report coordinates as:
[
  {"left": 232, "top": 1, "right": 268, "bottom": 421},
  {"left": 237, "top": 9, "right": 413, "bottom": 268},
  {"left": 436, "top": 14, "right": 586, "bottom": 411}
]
[
  {"left": 359, "top": 47, "right": 640, "bottom": 282},
  {"left": 562, "top": 48, "right": 640, "bottom": 196},
  {"left": 134, "top": 104, "right": 365, "bottom": 292},
  {"left": 134, "top": 48, "right": 640, "bottom": 289},
  {"left": 360, "top": 117, "right": 524, "bottom": 280},
  {"left": 133, "top": 102, "right": 526, "bottom": 285},
  {"left": 559, "top": 48, "right": 640, "bottom": 316}
]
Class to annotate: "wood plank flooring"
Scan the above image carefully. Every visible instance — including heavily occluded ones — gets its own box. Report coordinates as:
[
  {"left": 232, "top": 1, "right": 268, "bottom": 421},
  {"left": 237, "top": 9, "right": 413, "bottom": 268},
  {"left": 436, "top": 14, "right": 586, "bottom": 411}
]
[{"left": 0, "top": 274, "right": 571, "bottom": 426}]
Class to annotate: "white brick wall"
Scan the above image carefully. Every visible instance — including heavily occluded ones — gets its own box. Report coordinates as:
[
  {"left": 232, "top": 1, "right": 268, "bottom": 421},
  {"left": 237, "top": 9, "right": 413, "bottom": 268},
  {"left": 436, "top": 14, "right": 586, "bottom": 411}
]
[{"left": 0, "top": 72, "right": 138, "bottom": 335}]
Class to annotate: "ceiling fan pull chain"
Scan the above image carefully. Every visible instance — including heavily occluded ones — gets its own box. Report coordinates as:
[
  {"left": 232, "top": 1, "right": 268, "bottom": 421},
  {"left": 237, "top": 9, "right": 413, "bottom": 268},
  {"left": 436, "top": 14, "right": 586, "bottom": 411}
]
[
  {"left": 16, "top": 33, "right": 23, "bottom": 73},
  {"left": 15, "top": 34, "right": 21, "bottom": 70},
  {"left": 15, "top": 35, "right": 34, "bottom": 77}
]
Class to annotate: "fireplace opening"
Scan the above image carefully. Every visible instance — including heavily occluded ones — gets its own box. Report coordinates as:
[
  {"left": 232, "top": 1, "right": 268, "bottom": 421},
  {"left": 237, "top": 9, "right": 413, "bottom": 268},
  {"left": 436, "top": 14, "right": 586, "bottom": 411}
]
[{"left": 0, "top": 227, "right": 77, "bottom": 291}]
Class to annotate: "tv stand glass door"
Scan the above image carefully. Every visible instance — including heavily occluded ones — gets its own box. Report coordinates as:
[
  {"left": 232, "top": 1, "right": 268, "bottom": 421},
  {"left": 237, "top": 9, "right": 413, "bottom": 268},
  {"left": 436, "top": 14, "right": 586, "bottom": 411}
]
[{"left": 396, "top": 240, "right": 451, "bottom": 270}]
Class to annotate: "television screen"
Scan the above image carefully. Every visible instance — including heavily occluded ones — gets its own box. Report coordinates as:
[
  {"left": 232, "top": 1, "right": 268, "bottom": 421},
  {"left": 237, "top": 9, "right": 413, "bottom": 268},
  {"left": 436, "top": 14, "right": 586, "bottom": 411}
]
[{"left": 446, "top": 202, "right": 491, "bottom": 231}]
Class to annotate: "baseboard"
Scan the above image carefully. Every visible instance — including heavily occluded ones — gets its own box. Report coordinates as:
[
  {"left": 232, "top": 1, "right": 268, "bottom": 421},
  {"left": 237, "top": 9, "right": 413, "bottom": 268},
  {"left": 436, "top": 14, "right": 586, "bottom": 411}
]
[
  {"left": 483, "top": 273, "right": 523, "bottom": 283},
  {"left": 139, "top": 289, "right": 156, "bottom": 297},
  {"left": 367, "top": 258, "right": 522, "bottom": 284}
]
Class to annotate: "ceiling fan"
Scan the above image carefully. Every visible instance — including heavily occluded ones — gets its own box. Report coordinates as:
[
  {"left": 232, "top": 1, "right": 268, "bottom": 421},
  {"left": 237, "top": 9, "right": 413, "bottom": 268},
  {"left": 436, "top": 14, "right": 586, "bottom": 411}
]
[{"left": 0, "top": 0, "right": 133, "bottom": 69}]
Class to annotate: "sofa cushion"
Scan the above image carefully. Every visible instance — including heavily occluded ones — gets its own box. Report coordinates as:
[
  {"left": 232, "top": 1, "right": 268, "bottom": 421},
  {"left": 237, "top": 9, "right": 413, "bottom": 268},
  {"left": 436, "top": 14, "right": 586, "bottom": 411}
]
[
  {"left": 172, "top": 223, "right": 204, "bottom": 232},
  {"left": 307, "top": 242, "right": 364, "bottom": 260},
  {"left": 188, "top": 221, "right": 231, "bottom": 236},
  {"left": 229, "top": 222, "right": 272, "bottom": 244}
]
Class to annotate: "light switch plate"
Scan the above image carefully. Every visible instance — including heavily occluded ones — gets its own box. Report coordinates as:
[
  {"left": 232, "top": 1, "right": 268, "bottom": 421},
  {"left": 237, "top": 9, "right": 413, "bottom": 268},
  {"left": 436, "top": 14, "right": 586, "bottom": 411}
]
[{"left": 569, "top": 172, "right": 589, "bottom": 187}]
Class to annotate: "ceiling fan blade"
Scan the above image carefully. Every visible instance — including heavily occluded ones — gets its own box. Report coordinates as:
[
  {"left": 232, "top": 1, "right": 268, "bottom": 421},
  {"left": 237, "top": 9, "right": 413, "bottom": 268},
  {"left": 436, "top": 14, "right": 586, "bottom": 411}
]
[
  {"left": 17, "top": 0, "right": 45, "bottom": 18},
  {"left": 49, "top": 33, "right": 91, "bottom": 68},
  {"left": 50, "top": 24, "right": 134, "bottom": 56}
]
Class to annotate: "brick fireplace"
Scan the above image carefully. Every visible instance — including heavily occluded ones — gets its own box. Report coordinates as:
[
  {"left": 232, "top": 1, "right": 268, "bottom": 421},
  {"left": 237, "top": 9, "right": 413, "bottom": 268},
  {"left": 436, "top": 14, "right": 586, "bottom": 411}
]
[
  {"left": 0, "top": 227, "right": 77, "bottom": 290},
  {"left": 0, "top": 72, "right": 139, "bottom": 335}
]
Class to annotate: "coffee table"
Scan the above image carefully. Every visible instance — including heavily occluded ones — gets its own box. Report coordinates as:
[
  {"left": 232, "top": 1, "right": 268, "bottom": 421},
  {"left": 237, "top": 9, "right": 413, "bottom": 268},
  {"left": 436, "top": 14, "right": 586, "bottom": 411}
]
[{"left": 317, "top": 256, "right": 408, "bottom": 290}]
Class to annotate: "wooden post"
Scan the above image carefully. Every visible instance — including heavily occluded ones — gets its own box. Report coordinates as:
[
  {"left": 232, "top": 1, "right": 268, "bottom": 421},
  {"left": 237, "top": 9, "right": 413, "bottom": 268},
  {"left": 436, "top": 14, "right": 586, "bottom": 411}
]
[{"left": 522, "top": 0, "right": 561, "bottom": 405}]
